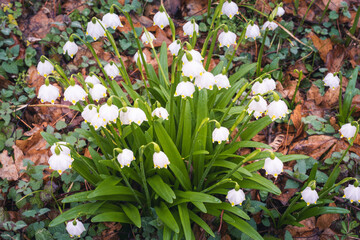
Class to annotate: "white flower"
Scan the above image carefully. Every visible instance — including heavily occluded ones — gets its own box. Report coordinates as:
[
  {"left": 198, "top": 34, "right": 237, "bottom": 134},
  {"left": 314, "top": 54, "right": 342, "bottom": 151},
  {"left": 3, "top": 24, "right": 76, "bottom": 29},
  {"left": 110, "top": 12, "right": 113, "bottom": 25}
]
[
  {"left": 266, "top": 100, "right": 289, "bottom": 121},
  {"left": 323, "top": 73, "right": 340, "bottom": 90},
  {"left": 117, "top": 149, "right": 135, "bottom": 168},
  {"left": 248, "top": 96, "right": 268, "bottom": 119},
  {"left": 104, "top": 63, "right": 120, "bottom": 79},
  {"left": 251, "top": 78, "right": 276, "bottom": 95},
  {"left": 343, "top": 184, "right": 360, "bottom": 203},
  {"left": 37, "top": 60, "right": 54, "bottom": 77},
  {"left": 301, "top": 187, "right": 319, "bottom": 206},
  {"left": 64, "top": 85, "right": 87, "bottom": 105},
  {"left": 182, "top": 61, "right": 205, "bottom": 79},
  {"left": 89, "top": 84, "right": 107, "bottom": 102},
  {"left": 141, "top": 32, "right": 156, "bottom": 44},
  {"left": 50, "top": 142, "right": 71, "bottom": 156},
  {"left": 120, "top": 108, "right": 131, "bottom": 125},
  {"left": 48, "top": 153, "right": 73, "bottom": 174},
  {"left": 226, "top": 189, "right": 245, "bottom": 206},
  {"left": 153, "top": 151, "right": 170, "bottom": 169},
  {"left": 152, "top": 107, "right": 169, "bottom": 120},
  {"left": 66, "top": 219, "right": 86, "bottom": 238},
  {"left": 262, "top": 21, "right": 278, "bottom": 31},
  {"left": 168, "top": 40, "right": 181, "bottom": 56},
  {"left": 339, "top": 123, "right": 357, "bottom": 140},
  {"left": 153, "top": 11, "right": 169, "bottom": 29},
  {"left": 174, "top": 81, "right": 195, "bottom": 99},
  {"left": 128, "top": 108, "right": 147, "bottom": 125},
  {"left": 221, "top": 1, "right": 239, "bottom": 19},
  {"left": 194, "top": 71, "right": 216, "bottom": 90},
  {"left": 85, "top": 75, "right": 101, "bottom": 85},
  {"left": 38, "top": 84, "right": 60, "bottom": 104},
  {"left": 86, "top": 19, "right": 106, "bottom": 41},
  {"left": 90, "top": 113, "right": 106, "bottom": 130},
  {"left": 63, "top": 41, "right": 78, "bottom": 58},
  {"left": 214, "top": 74, "right": 231, "bottom": 89},
  {"left": 81, "top": 105, "right": 97, "bottom": 123},
  {"left": 102, "top": 13, "right": 123, "bottom": 30},
  {"left": 245, "top": 24, "right": 261, "bottom": 40},
  {"left": 218, "top": 31, "right": 237, "bottom": 48},
  {"left": 182, "top": 49, "right": 203, "bottom": 64},
  {"left": 99, "top": 103, "right": 119, "bottom": 123},
  {"left": 263, "top": 157, "right": 283, "bottom": 178},
  {"left": 276, "top": 6, "right": 285, "bottom": 17},
  {"left": 212, "top": 126, "right": 229, "bottom": 144},
  {"left": 183, "top": 21, "right": 199, "bottom": 37},
  {"left": 134, "top": 51, "right": 147, "bottom": 65}
]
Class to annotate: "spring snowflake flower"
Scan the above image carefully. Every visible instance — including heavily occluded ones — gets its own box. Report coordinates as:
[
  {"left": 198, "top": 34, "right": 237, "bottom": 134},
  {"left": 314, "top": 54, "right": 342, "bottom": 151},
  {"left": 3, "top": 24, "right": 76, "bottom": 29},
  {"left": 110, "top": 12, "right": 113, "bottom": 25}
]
[
  {"left": 81, "top": 105, "right": 97, "bottom": 123},
  {"left": 226, "top": 189, "right": 245, "bottom": 206},
  {"left": 183, "top": 21, "right": 199, "bottom": 37},
  {"left": 152, "top": 107, "right": 169, "bottom": 120},
  {"left": 218, "top": 31, "right": 237, "bottom": 48},
  {"left": 301, "top": 187, "right": 319, "bottom": 206},
  {"left": 50, "top": 142, "right": 71, "bottom": 156},
  {"left": 262, "top": 21, "right": 278, "bottom": 31},
  {"left": 182, "top": 61, "right": 205, "bottom": 79},
  {"left": 37, "top": 60, "right": 54, "bottom": 77},
  {"left": 89, "top": 84, "right": 107, "bottom": 102},
  {"left": 85, "top": 75, "right": 101, "bottom": 85},
  {"left": 263, "top": 156, "right": 283, "bottom": 178},
  {"left": 99, "top": 103, "right": 119, "bottom": 123},
  {"left": 153, "top": 151, "right": 170, "bottom": 169},
  {"left": 276, "top": 6, "right": 285, "bottom": 17},
  {"left": 38, "top": 84, "right": 60, "bottom": 104},
  {"left": 323, "top": 73, "right": 340, "bottom": 90},
  {"left": 245, "top": 24, "right": 261, "bottom": 40},
  {"left": 251, "top": 78, "right": 276, "bottom": 95},
  {"left": 134, "top": 51, "right": 147, "bottom": 65},
  {"left": 214, "top": 74, "right": 231, "bottom": 89},
  {"left": 120, "top": 108, "right": 131, "bottom": 125},
  {"left": 66, "top": 219, "right": 86, "bottom": 238},
  {"left": 141, "top": 32, "right": 156, "bottom": 44},
  {"left": 128, "top": 107, "right": 147, "bottom": 125},
  {"left": 90, "top": 113, "right": 106, "bottom": 130},
  {"left": 64, "top": 85, "right": 87, "bottom": 105},
  {"left": 221, "top": 1, "right": 239, "bottom": 19},
  {"left": 182, "top": 49, "right": 203, "bottom": 64},
  {"left": 168, "top": 40, "right": 181, "bottom": 56},
  {"left": 343, "top": 184, "right": 360, "bottom": 203},
  {"left": 339, "top": 123, "right": 357, "bottom": 140},
  {"left": 153, "top": 11, "right": 169, "bottom": 29},
  {"left": 248, "top": 96, "right": 267, "bottom": 119},
  {"left": 117, "top": 149, "right": 135, "bottom": 168},
  {"left": 102, "top": 13, "right": 123, "bottom": 30},
  {"left": 86, "top": 19, "right": 106, "bottom": 41},
  {"left": 174, "top": 81, "right": 195, "bottom": 99},
  {"left": 104, "top": 62, "right": 120, "bottom": 79},
  {"left": 212, "top": 126, "right": 230, "bottom": 144},
  {"left": 266, "top": 99, "right": 289, "bottom": 121},
  {"left": 48, "top": 153, "right": 73, "bottom": 174},
  {"left": 63, "top": 41, "right": 78, "bottom": 58},
  {"left": 194, "top": 71, "right": 216, "bottom": 90}
]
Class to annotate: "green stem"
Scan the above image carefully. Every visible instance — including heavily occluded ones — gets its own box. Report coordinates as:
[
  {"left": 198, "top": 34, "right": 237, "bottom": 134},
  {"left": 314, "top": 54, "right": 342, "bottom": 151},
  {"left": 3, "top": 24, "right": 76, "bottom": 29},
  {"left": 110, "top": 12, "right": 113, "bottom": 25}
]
[
  {"left": 300, "top": 0, "right": 316, "bottom": 28},
  {"left": 256, "top": 29, "right": 268, "bottom": 77},
  {"left": 345, "top": 5, "right": 360, "bottom": 46},
  {"left": 291, "top": 70, "right": 303, "bottom": 108},
  {"left": 225, "top": 22, "right": 249, "bottom": 71}
]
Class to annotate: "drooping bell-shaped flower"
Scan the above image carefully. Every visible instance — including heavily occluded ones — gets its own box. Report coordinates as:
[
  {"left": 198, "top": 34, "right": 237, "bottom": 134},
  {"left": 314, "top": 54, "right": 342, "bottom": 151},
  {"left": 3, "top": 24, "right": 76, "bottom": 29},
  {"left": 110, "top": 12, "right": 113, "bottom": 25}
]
[
  {"left": 182, "top": 49, "right": 203, "bottom": 64},
  {"left": 37, "top": 60, "right": 54, "bottom": 77},
  {"left": 120, "top": 107, "right": 132, "bottom": 125},
  {"left": 323, "top": 73, "right": 340, "bottom": 90},
  {"left": 218, "top": 30, "right": 237, "bottom": 48},
  {"left": 48, "top": 152, "right": 73, "bottom": 175},
  {"left": 245, "top": 24, "right": 261, "bottom": 40},
  {"left": 128, "top": 107, "right": 147, "bottom": 125},
  {"left": 266, "top": 99, "right": 289, "bottom": 121},
  {"left": 85, "top": 75, "right": 101, "bottom": 85},
  {"left": 248, "top": 96, "right": 268, "bottom": 119},
  {"left": 168, "top": 40, "right": 181, "bottom": 56},
  {"left": 182, "top": 60, "right": 205, "bottom": 80},
  {"left": 153, "top": 151, "right": 170, "bottom": 169},
  {"left": 251, "top": 78, "right": 276, "bottom": 95},
  {"left": 152, "top": 107, "right": 169, "bottom": 120},
  {"left": 86, "top": 19, "right": 106, "bottom": 41},
  {"left": 141, "top": 31, "right": 156, "bottom": 44},
  {"left": 212, "top": 126, "right": 230, "bottom": 144},
  {"left": 276, "top": 6, "right": 285, "bottom": 17},
  {"left": 194, "top": 71, "right": 216, "bottom": 90},
  {"left": 343, "top": 184, "right": 360, "bottom": 203},
  {"left": 214, "top": 73, "right": 231, "bottom": 89},
  {"left": 102, "top": 13, "right": 123, "bottom": 30},
  {"left": 64, "top": 85, "right": 87, "bottom": 105},
  {"left": 174, "top": 81, "right": 195, "bottom": 99},
  {"left": 63, "top": 40, "right": 78, "bottom": 58},
  {"left": 134, "top": 51, "right": 147, "bottom": 65},
  {"left": 89, "top": 112, "right": 106, "bottom": 130},
  {"left": 38, "top": 84, "right": 60, "bottom": 104},
  {"left": 183, "top": 20, "right": 199, "bottom": 37},
  {"left": 99, "top": 103, "right": 119, "bottom": 123},
  {"left": 263, "top": 156, "right": 283, "bottom": 178},
  {"left": 89, "top": 84, "right": 107, "bottom": 102},
  {"left": 81, "top": 105, "right": 97, "bottom": 123},
  {"left": 301, "top": 187, "right": 319, "bottom": 206},
  {"left": 262, "top": 21, "right": 278, "bottom": 31},
  {"left": 226, "top": 189, "right": 245, "bottom": 206},
  {"left": 104, "top": 62, "right": 120, "bottom": 79},
  {"left": 339, "top": 123, "right": 357, "bottom": 140},
  {"left": 221, "top": 1, "right": 239, "bottom": 19},
  {"left": 117, "top": 149, "right": 135, "bottom": 168},
  {"left": 66, "top": 219, "right": 86, "bottom": 238},
  {"left": 50, "top": 142, "right": 71, "bottom": 156},
  {"left": 153, "top": 10, "right": 169, "bottom": 29}
]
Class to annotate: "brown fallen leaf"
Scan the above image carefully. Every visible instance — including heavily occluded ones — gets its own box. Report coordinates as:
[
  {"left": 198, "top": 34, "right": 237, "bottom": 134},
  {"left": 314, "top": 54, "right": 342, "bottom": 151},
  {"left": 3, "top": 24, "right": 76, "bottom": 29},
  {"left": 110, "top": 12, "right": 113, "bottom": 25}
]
[
  {"left": 269, "top": 134, "right": 286, "bottom": 152},
  {"left": 183, "top": 0, "right": 208, "bottom": 16},
  {"left": 307, "top": 32, "right": 333, "bottom": 62},
  {"left": 0, "top": 150, "right": 19, "bottom": 181},
  {"left": 316, "top": 203, "right": 340, "bottom": 230},
  {"left": 273, "top": 188, "right": 298, "bottom": 205},
  {"left": 285, "top": 217, "right": 317, "bottom": 239},
  {"left": 320, "top": 228, "right": 338, "bottom": 240},
  {"left": 290, "top": 104, "right": 305, "bottom": 138},
  {"left": 326, "top": 45, "right": 346, "bottom": 73}
]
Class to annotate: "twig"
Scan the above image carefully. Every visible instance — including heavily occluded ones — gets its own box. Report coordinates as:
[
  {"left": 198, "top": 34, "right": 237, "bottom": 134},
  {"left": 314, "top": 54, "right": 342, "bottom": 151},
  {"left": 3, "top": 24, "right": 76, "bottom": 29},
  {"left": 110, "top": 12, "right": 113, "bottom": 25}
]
[{"left": 217, "top": 209, "right": 225, "bottom": 233}]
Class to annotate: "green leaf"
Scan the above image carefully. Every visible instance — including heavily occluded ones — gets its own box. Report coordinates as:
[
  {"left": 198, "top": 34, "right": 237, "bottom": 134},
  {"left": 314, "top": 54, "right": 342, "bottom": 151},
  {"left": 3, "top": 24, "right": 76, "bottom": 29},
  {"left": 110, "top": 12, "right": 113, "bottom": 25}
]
[
  {"left": 159, "top": 41, "right": 169, "bottom": 88},
  {"left": 2, "top": 62, "right": 18, "bottom": 74},
  {"left": 148, "top": 175, "right": 176, "bottom": 204},
  {"left": 206, "top": 203, "right": 250, "bottom": 220},
  {"left": 229, "top": 63, "right": 257, "bottom": 85},
  {"left": 121, "top": 203, "right": 141, "bottom": 228},
  {"left": 91, "top": 212, "right": 132, "bottom": 224},
  {"left": 55, "top": 121, "right": 67, "bottom": 130},
  {"left": 155, "top": 202, "right": 180, "bottom": 233},
  {"left": 35, "top": 228, "right": 54, "bottom": 240},
  {"left": 223, "top": 213, "right": 263, "bottom": 240},
  {"left": 240, "top": 116, "right": 272, "bottom": 141},
  {"left": 178, "top": 203, "right": 192, "bottom": 240},
  {"left": 211, "top": 160, "right": 252, "bottom": 177},
  {"left": 223, "top": 141, "right": 271, "bottom": 155},
  {"left": 298, "top": 207, "right": 349, "bottom": 222},
  {"left": 40, "top": 132, "right": 60, "bottom": 145},
  {"left": 241, "top": 174, "right": 281, "bottom": 195},
  {"left": 188, "top": 210, "right": 215, "bottom": 237},
  {"left": 175, "top": 190, "right": 221, "bottom": 203},
  {"left": 88, "top": 185, "right": 144, "bottom": 200}
]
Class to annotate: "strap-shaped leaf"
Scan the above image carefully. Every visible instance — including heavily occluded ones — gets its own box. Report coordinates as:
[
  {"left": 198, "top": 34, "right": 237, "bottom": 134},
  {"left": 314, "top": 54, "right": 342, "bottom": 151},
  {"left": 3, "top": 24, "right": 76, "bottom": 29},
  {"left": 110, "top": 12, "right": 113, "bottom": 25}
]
[
  {"left": 241, "top": 174, "right": 281, "bottom": 195},
  {"left": 175, "top": 190, "right": 221, "bottom": 203},
  {"left": 148, "top": 175, "right": 176, "bottom": 203},
  {"left": 240, "top": 116, "right": 272, "bottom": 141},
  {"left": 155, "top": 202, "right": 180, "bottom": 233},
  {"left": 206, "top": 203, "right": 250, "bottom": 220},
  {"left": 228, "top": 63, "right": 257, "bottom": 84},
  {"left": 192, "top": 201, "right": 207, "bottom": 213},
  {"left": 178, "top": 203, "right": 192, "bottom": 240},
  {"left": 188, "top": 210, "right": 215, "bottom": 237},
  {"left": 88, "top": 146, "right": 109, "bottom": 175},
  {"left": 298, "top": 206, "right": 349, "bottom": 222},
  {"left": 222, "top": 141, "right": 271, "bottom": 155},
  {"left": 211, "top": 160, "right": 252, "bottom": 177},
  {"left": 120, "top": 203, "right": 141, "bottom": 228},
  {"left": 223, "top": 213, "right": 263, "bottom": 240},
  {"left": 88, "top": 185, "right": 144, "bottom": 201},
  {"left": 91, "top": 212, "right": 132, "bottom": 224}
]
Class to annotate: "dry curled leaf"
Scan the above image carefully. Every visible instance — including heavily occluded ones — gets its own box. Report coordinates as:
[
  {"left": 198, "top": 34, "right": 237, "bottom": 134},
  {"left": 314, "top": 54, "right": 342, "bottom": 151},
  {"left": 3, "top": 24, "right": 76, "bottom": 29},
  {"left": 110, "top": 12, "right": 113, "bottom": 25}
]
[
  {"left": 307, "top": 32, "right": 333, "bottom": 62},
  {"left": 0, "top": 150, "right": 19, "bottom": 181},
  {"left": 269, "top": 134, "right": 285, "bottom": 152}
]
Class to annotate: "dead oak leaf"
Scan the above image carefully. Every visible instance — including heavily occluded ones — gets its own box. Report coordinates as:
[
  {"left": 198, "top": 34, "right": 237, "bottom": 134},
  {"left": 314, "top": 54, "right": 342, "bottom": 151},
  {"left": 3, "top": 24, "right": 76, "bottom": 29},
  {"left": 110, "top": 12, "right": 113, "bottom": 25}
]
[
  {"left": 307, "top": 32, "right": 333, "bottom": 62},
  {"left": 0, "top": 150, "right": 19, "bottom": 181}
]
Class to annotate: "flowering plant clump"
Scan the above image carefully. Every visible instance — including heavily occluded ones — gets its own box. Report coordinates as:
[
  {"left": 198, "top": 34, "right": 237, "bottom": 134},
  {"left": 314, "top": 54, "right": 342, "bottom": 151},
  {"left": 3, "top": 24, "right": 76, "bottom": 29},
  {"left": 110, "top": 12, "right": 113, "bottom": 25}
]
[{"left": 37, "top": 1, "right": 360, "bottom": 239}]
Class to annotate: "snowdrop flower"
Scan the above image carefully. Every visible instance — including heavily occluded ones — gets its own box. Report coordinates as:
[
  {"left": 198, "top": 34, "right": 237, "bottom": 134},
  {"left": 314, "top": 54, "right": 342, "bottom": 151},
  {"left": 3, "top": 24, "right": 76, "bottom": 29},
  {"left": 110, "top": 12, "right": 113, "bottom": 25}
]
[
  {"left": 212, "top": 126, "right": 229, "bottom": 144},
  {"left": 182, "top": 61, "right": 205, "bottom": 79},
  {"left": 323, "top": 73, "right": 340, "bottom": 90},
  {"left": 251, "top": 78, "right": 276, "bottom": 95},
  {"left": 168, "top": 40, "right": 181, "bottom": 56},
  {"left": 66, "top": 219, "right": 86, "bottom": 238},
  {"left": 128, "top": 107, "right": 147, "bottom": 125},
  {"left": 214, "top": 74, "right": 231, "bottom": 89},
  {"left": 85, "top": 75, "right": 101, "bottom": 85},
  {"left": 134, "top": 51, "right": 147, "bottom": 65},
  {"left": 343, "top": 184, "right": 360, "bottom": 203},
  {"left": 81, "top": 105, "right": 97, "bottom": 123},
  {"left": 175, "top": 81, "right": 195, "bottom": 99},
  {"left": 102, "top": 13, "right": 123, "bottom": 30},
  {"left": 263, "top": 156, "right": 283, "bottom": 178},
  {"left": 89, "top": 84, "right": 107, "bottom": 102},
  {"left": 301, "top": 187, "right": 319, "bottom": 206},
  {"left": 182, "top": 49, "right": 203, "bottom": 64},
  {"left": 218, "top": 30, "right": 237, "bottom": 48},
  {"left": 339, "top": 123, "right": 357, "bottom": 140},
  {"left": 104, "top": 62, "right": 120, "bottom": 79},
  {"left": 153, "top": 151, "right": 170, "bottom": 169},
  {"left": 90, "top": 113, "right": 106, "bottom": 130},
  {"left": 245, "top": 24, "right": 261, "bottom": 40},
  {"left": 64, "top": 85, "right": 87, "bottom": 105},
  {"left": 86, "top": 19, "right": 106, "bottom": 41},
  {"left": 38, "top": 84, "right": 60, "bottom": 104},
  {"left": 183, "top": 20, "right": 199, "bottom": 37},
  {"left": 99, "top": 103, "right": 119, "bottom": 123},
  {"left": 141, "top": 31, "right": 156, "bottom": 44},
  {"left": 248, "top": 96, "right": 267, "bottom": 119},
  {"left": 63, "top": 40, "right": 78, "bottom": 58},
  {"left": 117, "top": 149, "right": 135, "bottom": 168},
  {"left": 37, "top": 60, "right": 54, "bottom": 77},
  {"left": 194, "top": 71, "right": 216, "bottom": 90},
  {"left": 153, "top": 10, "right": 169, "bottom": 29},
  {"left": 276, "top": 6, "right": 285, "bottom": 17},
  {"left": 262, "top": 21, "right": 278, "bottom": 31},
  {"left": 221, "top": 1, "right": 239, "bottom": 19},
  {"left": 267, "top": 99, "right": 289, "bottom": 121},
  {"left": 48, "top": 152, "right": 73, "bottom": 174},
  {"left": 50, "top": 142, "right": 71, "bottom": 156},
  {"left": 152, "top": 107, "right": 169, "bottom": 120},
  {"left": 226, "top": 189, "right": 245, "bottom": 206}
]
